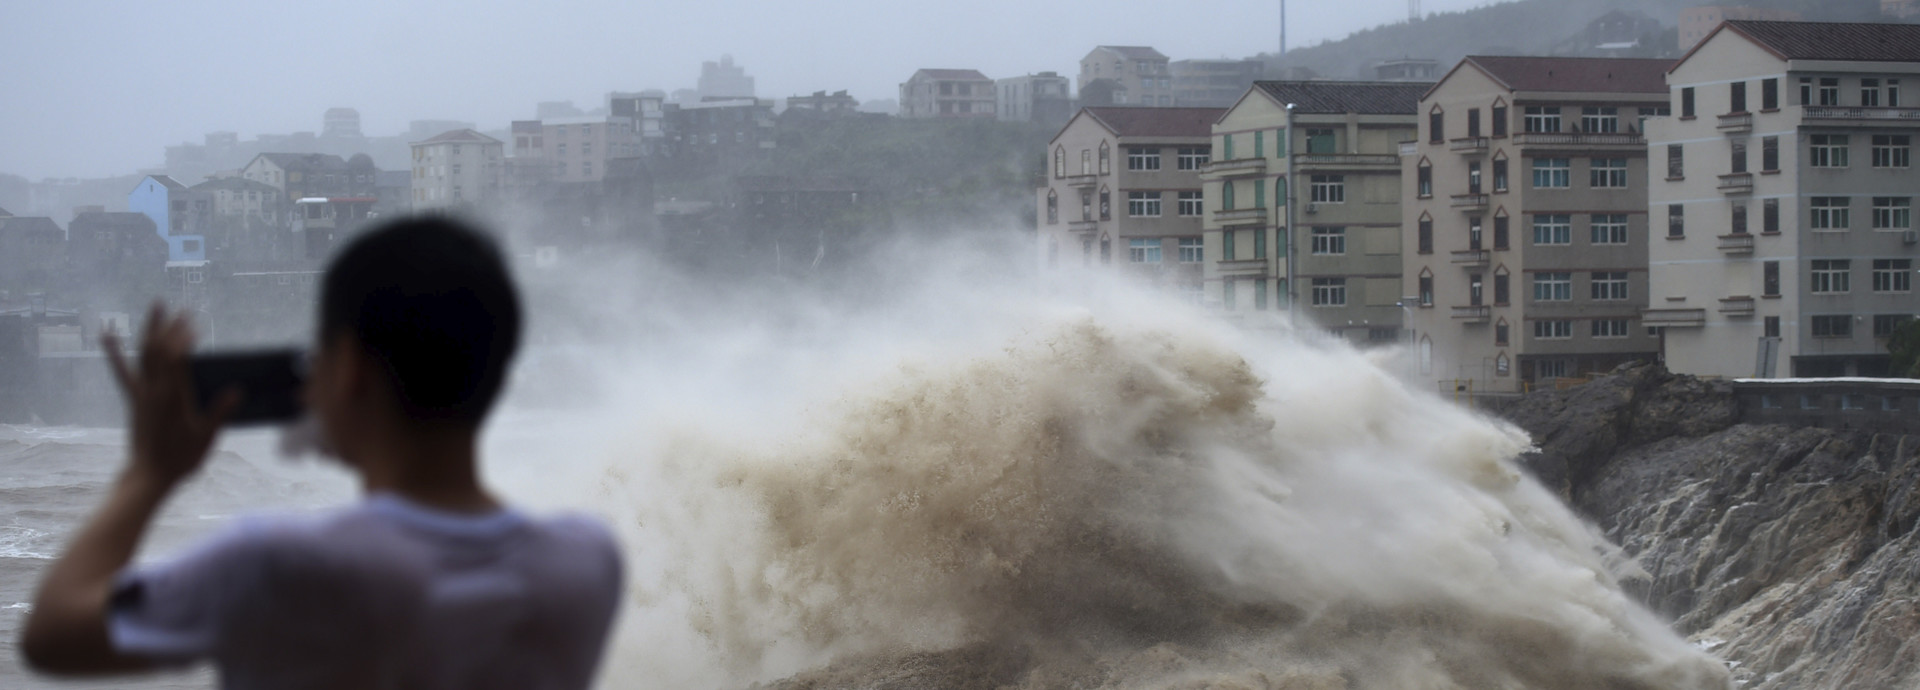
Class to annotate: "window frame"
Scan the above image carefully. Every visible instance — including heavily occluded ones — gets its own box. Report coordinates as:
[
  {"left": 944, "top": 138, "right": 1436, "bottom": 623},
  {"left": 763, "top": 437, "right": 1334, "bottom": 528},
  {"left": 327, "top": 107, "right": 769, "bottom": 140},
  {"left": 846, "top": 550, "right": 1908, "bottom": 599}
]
[
  {"left": 1310, "top": 226, "right": 1347, "bottom": 255},
  {"left": 1589, "top": 158, "right": 1628, "bottom": 188},
  {"left": 1590, "top": 214, "right": 1629, "bottom": 245},
  {"left": 1309, "top": 175, "right": 1345, "bottom": 204},
  {"left": 1810, "top": 259, "right": 1852, "bottom": 294},
  {"left": 1532, "top": 272, "right": 1572, "bottom": 301},
  {"left": 1531, "top": 214, "right": 1572, "bottom": 246},
  {"left": 1531, "top": 158, "right": 1570, "bottom": 188},
  {"left": 1126, "top": 190, "right": 1163, "bottom": 217}
]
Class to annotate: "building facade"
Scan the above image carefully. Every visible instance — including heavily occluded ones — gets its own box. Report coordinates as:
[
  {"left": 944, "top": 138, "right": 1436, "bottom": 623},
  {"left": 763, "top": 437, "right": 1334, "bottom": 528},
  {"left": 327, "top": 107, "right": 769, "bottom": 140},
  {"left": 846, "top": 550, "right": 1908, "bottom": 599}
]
[
  {"left": 1645, "top": 21, "right": 1920, "bottom": 378},
  {"left": 997, "top": 73, "right": 1074, "bottom": 125},
  {"left": 1036, "top": 107, "right": 1223, "bottom": 300},
  {"left": 508, "top": 116, "right": 641, "bottom": 184},
  {"left": 410, "top": 129, "right": 504, "bottom": 209},
  {"left": 1170, "top": 59, "right": 1265, "bottom": 107},
  {"left": 1202, "top": 81, "right": 1426, "bottom": 344},
  {"left": 1404, "top": 56, "right": 1672, "bottom": 391},
  {"left": 899, "top": 69, "right": 996, "bottom": 119},
  {"left": 1079, "top": 46, "right": 1173, "bottom": 106}
]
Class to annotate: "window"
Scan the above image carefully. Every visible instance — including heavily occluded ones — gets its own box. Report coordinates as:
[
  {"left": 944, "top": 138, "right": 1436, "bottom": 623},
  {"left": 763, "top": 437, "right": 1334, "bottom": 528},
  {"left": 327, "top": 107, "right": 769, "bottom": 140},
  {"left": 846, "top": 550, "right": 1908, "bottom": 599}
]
[
  {"left": 1496, "top": 321, "right": 1510, "bottom": 346},
  {"left": 1667, "top": 144, "right": 1684, "bottom": 179},
  {"left": 1592, "top": 319, "right": 1630, "bottom": 338},
  {"left": 1799, "top": 77, "right": 1812, "bottom": 105},
  {"left": 1874, "top": 197, "right": 1912, "bottom": 230},
  {"left": 1762, "top": 78, "right": 1778, "bottom": 110},
  {"left": 1417, "top": 163, "right": 1433, "bottom": 198},
  {"left": 1861, "top": 79, "right": 1881, "bottom": 107},
  {"left": 1532, "top": 214, "right": 1572, "bottom": 245},
  {"left": 1764, "top": 261, "right": 1781, "bottom": 297},
  {"left": 1532, "top": 158, "right": 1570, "bottom": 188},
  {"left": 1054, "top": 147, "right": 1065, "bottom": 177},
  {"left": 1177, "top": 191, "right": 1204, "bottom": 217},
  {"left": 1468, "top": 108, "right": 1482, "bottom": 137},
  {"left": 1468, "top": 162, "right": 1483, "bottom": 194},
  {"left": 1127, "top": 191, "right": 1162, "bottom": 217},
  {"left": 1127, "top": 147, "right": 1160, "bottom": 170},
  {"left": 1311, "top": 226, "right": 1346, "bottom": 255},
  {"left": 1253, "top": 131, "right": 1265, "bottom": 158},
  {"left": 1419, "top": 274, "right": 1434, "bottom": 306},
  {"left": 1310, "top": 175, "right": 1345, "bottom": 203},
  {"left": 1872, "top": 135, "right": 1911, "bottom": 168},
  {"left": 1893, "top": 79, "right": 1904, "bottom": 107},
  {"left": 1222, "top": 229, "right": 1235, "bottom": 259},
  {"left": 1680, "top": 87, "right": 1695, "bottom": 117},
  {"left": 1221, "top": 181, "right": 1235, "bottom": 210},
  {"left": 1492, "top": 158, "right": 1508, "bottom": 192},
  {"left": 1874, "top": 259, "right": 1912, "bottom": 292},
  {"left": 1253, "top": 179, "right": 1266, "bottom": 209},
  {"left": 1591, "top": 272, "right": 1629, "bottom": 300},
  {"left": 1810, "top": 259, "right": 1851, "bottom": 294},
  {"left": 1589, "top": 158, "right": 1628, "bottom": 188},
  {"left": 1580, "top": 106, "right": 1618, "bottom": 133},
  {"left": 1177, "top": 147, "right": 1210, "bottom": 170},
  {"left": 1255, "top": 279, "right": 1268, "bottom": 311},
  {"left": 1875, "top": 314, "right": 1912, "bottom": 338},
  {"left": 1417, "top": 217, "right": 1433, "bottom": 254},
  {"left": 1046, "top": 190, "right": 1057, "bottom": 224},
  {"left": 582, "top": 161, "right": 592, "bottom": 176},
  {"left": 1080, "top": 190, "right": 1093, "bottom": 220},
  {"left": 557, "top": 143, "right": 567, "bottom": 156},
  {"left": 1493, "top": 215, "right": 1510, "bottom": 249},
  {"left": 1591, "top": 214, "right": 1628, "bottom": 244},
  {"left": 1810, "top": 135, "right": 1849, "bottom": 168},
  {"left": 1311, "top": 278, "right": 1347, "bottom": 306},
  {"left": 1811, "top": 197, "right": 1850, "bottom": 230},
  {"left": 1762, "top": 136, "right": 1779, "bottom": 172},
  {"left": 1492, "top": 104, "right": 1509, "bottom": 137},
  {"left": 1763, "top": 198, "right": 1779, "bottom": 233},
  {"left": 1668, "top": 204, "right": 1685, "bottom": 238},
  {"left": 1812, "top": 314, "right": 1852, "bottom": 338},
  {"left": 1099, "top": 142, "right": 1111, "bottom": 174},
  {"left": 1819, "top": 78, "right": 1840, "bottom": 106},
  {"left": 1730, "top": 139, "right": 1748, "bottom": 174},
  {"left": 1178, "top": 236, "right": 1203, "bottom": 263},
  {"left": 1523, "top": 106, "right": 1561, "bottom": 133},
  {"left": 1534, "top": 320, "right": 1573, "bottom": 339},
  {"left": 1429, "top": 111, "right": 1445, "bottom": 143},
  {"left": 1099, "top": 189, "right": 1111, "bottom": 220},
  {"left": 1765, "top": 315, "right": 1781, "bottom": 338},
  {"left": 1221, "top": 134, "right": 1234, "bottom": 160},
  {"left": 1129, "top": 238, "right": 1162, "bottom": 263},
  {"left": 1729, "top": 82, "right": 1747, "bottom": 113},
  {"left": 1469, "top": 274, "right": 1484, "bottom": 306},
  {"left": 1491, "top": 272, "right": 1510, "bottom": 305},
  {"left": 1533, "top": 272, "right": 1572, "bottom": 301}
]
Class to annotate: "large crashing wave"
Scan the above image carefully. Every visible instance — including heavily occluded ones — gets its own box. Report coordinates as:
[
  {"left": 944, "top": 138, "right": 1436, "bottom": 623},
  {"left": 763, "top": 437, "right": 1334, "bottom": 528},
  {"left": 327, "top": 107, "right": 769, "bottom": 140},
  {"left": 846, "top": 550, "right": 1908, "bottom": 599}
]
[{"left": 599, "top": 317, "right": 1730, "bottom": 690}]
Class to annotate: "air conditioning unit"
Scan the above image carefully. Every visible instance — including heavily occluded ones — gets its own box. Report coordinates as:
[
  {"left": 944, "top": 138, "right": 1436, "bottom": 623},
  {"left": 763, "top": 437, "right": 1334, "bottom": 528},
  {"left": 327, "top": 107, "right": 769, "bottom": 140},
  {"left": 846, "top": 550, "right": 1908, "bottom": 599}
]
[
  {"left": 1904, "top": 230, "right": 1917, "bottom": 245},
  {"left": 1304, "top": 203, "right": 1318, "bottom": 214}
]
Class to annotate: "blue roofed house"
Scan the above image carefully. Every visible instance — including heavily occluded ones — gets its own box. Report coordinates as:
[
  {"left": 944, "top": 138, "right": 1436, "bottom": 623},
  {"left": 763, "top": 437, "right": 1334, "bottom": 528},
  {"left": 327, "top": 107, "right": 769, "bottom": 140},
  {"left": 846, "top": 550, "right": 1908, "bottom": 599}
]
[{"left": 127, "top": 174, "right": 210, "bottom": 264}]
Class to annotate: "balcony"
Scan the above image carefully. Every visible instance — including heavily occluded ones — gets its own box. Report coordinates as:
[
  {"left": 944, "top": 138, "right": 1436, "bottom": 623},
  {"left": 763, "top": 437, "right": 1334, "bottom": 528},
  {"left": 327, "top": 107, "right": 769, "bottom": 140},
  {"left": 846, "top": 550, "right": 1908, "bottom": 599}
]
[
  {"left": 1511, "top": 132, "right": 1646, "bottom": 149},
  {"left": 1718, "top": 296, "right": 1756, "bottom": 316},
  {"left": 1199, "top": 158, "right": 1267, "bottom": 178},
  {"left": 1450, "top": 193, "right": 1489, "bottom": 210},
  {"left": 1451, "top": 305, "right": 1491, "bottom": 323},
  {"left": 1642, "top": 308, "right": 1706, "bottom": 328},
  {"left": 1717, "top": 233, "right": 1755, "bottom": 254},
  {"left": 1802, "top": 105, "right": 1920, "bottom": 124},
  {"left": 1717, "top": 172, "right": 1754, "bottom": 195},
  {"left": 1212, "top": 208, "right": 1268, "bottom": 225},
  {"left": 1448, "top": 137, "right": 1489, "bottom": 154},
  {"left": 1218, "top": 258, "right": 1269, "bottom": 277},
  {"left": 1064, "top": 174, "right": 1099, "bottom": 188},
  {"left": 1450, "top": 249, "right": 1490, "bottom": 268},
  {"left": 1066, "top": 218, "right": 1099, "bottom": 233},
  {"left": 1294, "top": 153, "right": 1399, "bottom": 169},
  {"left": 1716, "top": 112, "right": 1752, "bottom": 133}
]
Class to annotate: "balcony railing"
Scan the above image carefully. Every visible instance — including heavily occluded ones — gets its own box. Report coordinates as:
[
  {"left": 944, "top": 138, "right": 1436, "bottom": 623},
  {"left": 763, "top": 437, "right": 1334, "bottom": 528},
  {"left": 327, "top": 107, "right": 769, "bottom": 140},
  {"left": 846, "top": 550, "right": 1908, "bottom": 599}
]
[
  {"left": 1212, "top": 208, "right": 1268, "bottom": 224},
  {"left": 1064, "top": 174, "right": 1099, "bottom": 188},
  {"left": 1066, "top": 218, "right": 1100, "bottom": 232},
  {"left": 1450, "top": 193, "right": 1489, "bottom": 210},
  {"left": 1718, "top": 296, "right": 1756, "bottom": 315},
  {"left": 1717, "top": 172, "right": 1754, "bottom": 194},
  {"left": 1717, "top": 233, "right": 1755, "bottom": 253},
  {"left": 1218, "top": 258, "right": 1270, "bottom": 276},
  {"left": 1451, "top": 305, "right": 1491, "bottom": 322},
  {"left": 1200, "top": 158, "right": 1267, "bottom": 177},
  {"left": 1642, "top": 308, "right": 1706, "bottom": 328},
  {"left": 1450, "top": 249, "right": 1490, "bottom": 267},
  {"left": 1448, "top": 137, "right": 1490, "bottom": 154},
  {"left": 1716, "top": 112, "right": 1752, "bottom": 132},
  {"left": 1802, "top": 105, "right": 1920, "bottom": 122},
  {"left": 1511, "top": 132, "right": 1646, "bottom": 147},
  {"left": 1295, "top": 153, "right": 1399, "bottom": 167}
]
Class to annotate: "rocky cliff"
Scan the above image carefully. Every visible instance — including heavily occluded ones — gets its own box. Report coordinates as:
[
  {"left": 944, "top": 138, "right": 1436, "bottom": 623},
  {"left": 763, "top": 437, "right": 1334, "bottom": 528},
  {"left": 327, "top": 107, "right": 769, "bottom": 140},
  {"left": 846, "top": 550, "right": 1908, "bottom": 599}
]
[{"left": 1501, "top": 362, "right": 1920, "bottom": 689}]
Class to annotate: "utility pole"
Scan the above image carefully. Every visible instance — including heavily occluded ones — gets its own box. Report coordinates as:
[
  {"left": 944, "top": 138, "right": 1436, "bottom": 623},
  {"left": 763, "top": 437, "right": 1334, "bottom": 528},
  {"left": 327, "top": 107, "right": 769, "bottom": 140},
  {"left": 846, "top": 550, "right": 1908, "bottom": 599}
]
[{"left": 1279, "top": 0, "right": 1287, "bottom": 57}]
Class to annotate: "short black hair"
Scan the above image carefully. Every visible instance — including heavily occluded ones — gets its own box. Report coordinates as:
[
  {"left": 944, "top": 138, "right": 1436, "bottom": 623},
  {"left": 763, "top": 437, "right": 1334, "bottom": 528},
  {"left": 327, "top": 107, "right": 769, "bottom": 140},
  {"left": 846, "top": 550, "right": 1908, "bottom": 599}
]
[{"left": 319, "top": 215, "right": 521, "bottom": 426}]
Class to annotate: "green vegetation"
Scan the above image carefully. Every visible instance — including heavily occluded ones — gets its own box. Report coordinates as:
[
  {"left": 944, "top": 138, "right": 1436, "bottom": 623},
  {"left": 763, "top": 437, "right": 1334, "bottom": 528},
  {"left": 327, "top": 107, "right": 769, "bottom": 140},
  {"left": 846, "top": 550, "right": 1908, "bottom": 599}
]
[{"left": 1888, "top": 318, "right": 1920, "bottom": 378}]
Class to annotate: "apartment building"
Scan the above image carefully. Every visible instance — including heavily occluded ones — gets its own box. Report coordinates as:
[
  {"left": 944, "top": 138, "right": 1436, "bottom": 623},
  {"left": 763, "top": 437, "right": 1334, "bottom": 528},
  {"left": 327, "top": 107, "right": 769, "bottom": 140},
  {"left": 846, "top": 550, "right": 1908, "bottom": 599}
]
[
  {"left": 1403, "top": 56, "right": 1672, "bottom": 391},
  {"left": 409, "top": 129, "right": 503, "bottom": 209},
  {"left": 1079, "top": 47, "right": 1174, "bottom": 107},
  {"left": 997, "top": 72, "right": 1074, "bottom": 126},
  {"left": 899, "top": 69, "right": 996, "bottom": 119},
  {"left": 1037, "top": 107, "right": 1223, "bottom": 299},
  {"left": 508, "top": 116, "right": 641, "bottom": 184},
  {"left": 1200, "top": 81, "right": 1425, "bottom": 344},
  {"left": 1644, "top": 21, "right": 1920, "bottom": 378}
]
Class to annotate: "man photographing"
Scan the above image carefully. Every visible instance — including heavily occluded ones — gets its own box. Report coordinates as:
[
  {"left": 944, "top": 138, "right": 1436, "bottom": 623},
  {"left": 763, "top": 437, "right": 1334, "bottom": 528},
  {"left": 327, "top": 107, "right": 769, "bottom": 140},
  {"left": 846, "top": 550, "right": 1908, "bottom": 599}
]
[{"left": 20, "top": 216, "right": 625, "bottom": 689}]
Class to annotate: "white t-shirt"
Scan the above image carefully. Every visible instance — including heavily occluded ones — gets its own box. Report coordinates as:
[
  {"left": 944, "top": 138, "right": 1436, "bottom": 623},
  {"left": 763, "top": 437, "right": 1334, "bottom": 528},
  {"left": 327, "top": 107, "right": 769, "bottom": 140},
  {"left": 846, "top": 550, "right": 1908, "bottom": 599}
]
[{"left": 109, "top": 493, "right": 624, "bottom": 690}]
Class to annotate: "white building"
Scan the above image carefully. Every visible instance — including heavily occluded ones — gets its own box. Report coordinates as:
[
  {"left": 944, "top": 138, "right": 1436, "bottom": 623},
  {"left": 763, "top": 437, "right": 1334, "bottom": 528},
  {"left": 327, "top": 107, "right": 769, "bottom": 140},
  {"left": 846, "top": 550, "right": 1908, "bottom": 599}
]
[{"left": 410, "top": 129, "right": 503, "bottom": 209}]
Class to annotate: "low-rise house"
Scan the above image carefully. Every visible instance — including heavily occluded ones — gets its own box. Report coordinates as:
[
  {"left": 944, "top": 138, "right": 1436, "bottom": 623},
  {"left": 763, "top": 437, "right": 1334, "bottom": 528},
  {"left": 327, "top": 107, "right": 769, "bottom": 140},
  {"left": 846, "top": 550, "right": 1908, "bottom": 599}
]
[
  {"left": 1080, "top": 46, "right": 1174, "bottom": 107},
  {"left": 899, "top": 69, "right": 996, "bottom": 119},
  {"left": 410, "top": 129, "right": 504, "bottom": 210}
]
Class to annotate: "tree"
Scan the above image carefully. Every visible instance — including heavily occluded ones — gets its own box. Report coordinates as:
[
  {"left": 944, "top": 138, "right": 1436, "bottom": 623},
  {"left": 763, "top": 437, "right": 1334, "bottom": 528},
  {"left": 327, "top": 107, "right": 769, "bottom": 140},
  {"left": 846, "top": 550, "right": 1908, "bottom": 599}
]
[{"left": 1887, "top": 318, "right": 1920, "bottom": 378}]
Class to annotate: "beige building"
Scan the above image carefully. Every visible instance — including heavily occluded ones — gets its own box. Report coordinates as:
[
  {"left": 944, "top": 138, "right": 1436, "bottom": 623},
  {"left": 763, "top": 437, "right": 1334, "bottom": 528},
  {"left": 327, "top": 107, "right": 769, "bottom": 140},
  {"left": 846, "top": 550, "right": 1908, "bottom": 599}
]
[
  {"left": 899, "top": 69, "right": 996, "bottom": 119},
  {"left": 1403, "top": 56, "right": 1671, "bottom": 391},
  {"left": 508, "top": 116, "right": 640, "bottom": 184},
  {"left": 1200, "top": 81, "right": 1425, "bottom": 344},
  {"left": 1037, "top": 107, "right": 1223, "bottom": 300},
  {"left": 410, "top": 129, "right": 503, "bottom": 209},
  {"left": 1644, "top": 21, "right": 1920, "bottom": 378},
  {"left": 1079, "top": 46, "right": 1173, "bottom": 107}
]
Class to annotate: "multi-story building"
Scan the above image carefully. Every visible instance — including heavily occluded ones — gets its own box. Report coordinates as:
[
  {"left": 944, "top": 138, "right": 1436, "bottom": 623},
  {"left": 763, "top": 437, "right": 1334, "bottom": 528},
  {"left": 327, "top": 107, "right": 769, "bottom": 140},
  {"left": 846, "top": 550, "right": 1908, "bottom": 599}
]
[
  {"left": 507, "top": 116, "right": 641, "bottom": 184},
  {"left": 240, "top": 153, "right": 379, "bottom": 203},
  {"left": 899, "top": 69, "right": 996, "bottom": 119},
  {"left": 1036, "top": 107, "right": 1223, "bottom": 300},
  {"left": 1644, "top": 21, "right": 1920, "bottom": 378},
  {"left": 1170, "top": 59, "right": 1265, "bottom": 107},
  {"left": 785, "top": 90, "right": 860, "bottom": 115},
  {"left": 660, "top": 98, "right": 776, "bottom": 169},
  {"left": 996, "top": 72, "right": 1074, "bottom": 126},
  {"left": 609, "top": 91, "right": 668, "bottom": 156},
  {"left": 698, "top": 55, "right": 756, "bottom": 100},
  {"left": 1201, "top": 81, "right": 1426, "bottom": 344},
  {"left": 322, "top": 108, "right": 362, "bottom": 138},
  {"left": 127, "top": 175, "right": 211, "bottom": 264},
  {"left": 1403, "top": 56, "right": 1672, "bottom": 390},
  {"left": 1079, "top": 46, "right": 1173, "bottom": 106},
  {"left": 410, "top": 129, "right": 504, "bottom": 209}
]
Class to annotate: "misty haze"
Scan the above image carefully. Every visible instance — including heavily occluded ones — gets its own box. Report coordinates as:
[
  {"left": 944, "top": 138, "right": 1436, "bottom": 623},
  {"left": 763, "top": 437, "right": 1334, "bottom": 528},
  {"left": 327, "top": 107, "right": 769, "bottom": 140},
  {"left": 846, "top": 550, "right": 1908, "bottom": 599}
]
[{"left": 5, "top": 0, "right": 1920, "bottom": 688}]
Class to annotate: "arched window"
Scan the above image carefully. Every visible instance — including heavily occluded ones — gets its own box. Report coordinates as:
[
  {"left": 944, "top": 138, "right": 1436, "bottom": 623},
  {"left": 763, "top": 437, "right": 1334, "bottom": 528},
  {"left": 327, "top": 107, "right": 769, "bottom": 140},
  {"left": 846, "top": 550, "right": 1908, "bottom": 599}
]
[
  {"left": 1098, "top": 141, "right": 1111, "bottom": 174},
  {"left": 1419, "top": 336, "right": 1434, "bottom": 375},
  {"left": 1046, "top": 189, "right": 1058, "bottom": 224},
  {"left": 1418, "top": 267, "right": 1434, "bottom": 307},
  {"left": 1098, "top": 186, "right": 1111, "bottom": 220},
  {"left": 1417, "top": 158, "right": 1433, "bottom": 198},
  {"left": 1495, "top": 318, "right": 1510, "bottom": 346},
  {"left": 1054, "top": 146, "right": 1065, "bottom": 178},
  {"left": 1428, "top": 104, "right": 1446, "bottom": 144},
  {"left": 1495, "top": 352, "right": 1511, "bottom": 376}
]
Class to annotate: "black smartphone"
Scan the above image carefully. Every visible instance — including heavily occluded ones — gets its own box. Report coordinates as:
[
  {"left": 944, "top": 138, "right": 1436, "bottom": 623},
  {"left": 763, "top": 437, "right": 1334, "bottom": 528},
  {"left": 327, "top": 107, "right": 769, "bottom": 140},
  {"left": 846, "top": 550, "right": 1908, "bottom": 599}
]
[{"left": 188, "top": 349, "right": 307, "bottom": 426}]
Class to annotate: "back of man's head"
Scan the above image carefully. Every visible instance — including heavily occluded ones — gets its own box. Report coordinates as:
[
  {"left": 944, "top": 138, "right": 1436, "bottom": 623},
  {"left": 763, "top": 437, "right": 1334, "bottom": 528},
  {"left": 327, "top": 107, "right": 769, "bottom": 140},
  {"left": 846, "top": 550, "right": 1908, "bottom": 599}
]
[{"left": 319, "top": 215, "right": 521, "bottom": 427}]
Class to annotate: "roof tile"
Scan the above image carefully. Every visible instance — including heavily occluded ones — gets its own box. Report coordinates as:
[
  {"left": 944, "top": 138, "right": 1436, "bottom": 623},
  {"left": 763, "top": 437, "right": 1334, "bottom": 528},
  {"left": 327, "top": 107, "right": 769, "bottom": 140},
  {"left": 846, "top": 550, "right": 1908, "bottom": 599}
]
[
  {"left": 1254, "top": 81, "right": 1429, "bottom": 115},
  {"left": 1465, "top": 56, "right": 1672, "bottom": 94},
  {"left": 1724, "top": 20, "right": 1920, "bottom": 62},
  {"left": 1083, "top": 107, "right": 1226, "bottom": 137}
]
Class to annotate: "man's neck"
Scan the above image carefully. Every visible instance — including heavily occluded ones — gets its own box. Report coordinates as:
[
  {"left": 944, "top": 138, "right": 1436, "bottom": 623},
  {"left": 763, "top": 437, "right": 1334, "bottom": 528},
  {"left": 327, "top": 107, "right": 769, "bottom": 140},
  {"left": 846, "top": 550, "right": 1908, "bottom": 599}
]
[{"left": 357, "top": 425, "right": 500, "bottom": 514}]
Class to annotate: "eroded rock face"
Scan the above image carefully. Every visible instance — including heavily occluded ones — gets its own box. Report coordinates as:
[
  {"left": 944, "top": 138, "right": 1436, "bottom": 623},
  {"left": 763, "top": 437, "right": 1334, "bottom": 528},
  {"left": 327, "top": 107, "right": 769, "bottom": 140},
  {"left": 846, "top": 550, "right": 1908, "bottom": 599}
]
[{"left": 1501, "top": 363, "right": 1920, "bottom": 689}]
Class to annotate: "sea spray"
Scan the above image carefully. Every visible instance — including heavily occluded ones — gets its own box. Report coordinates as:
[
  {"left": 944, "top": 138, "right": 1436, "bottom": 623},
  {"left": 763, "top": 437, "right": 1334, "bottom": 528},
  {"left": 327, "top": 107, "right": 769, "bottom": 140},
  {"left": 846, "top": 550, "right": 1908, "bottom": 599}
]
[{"left": 585, "top": 311, "right": 1731, "bottom": 690}]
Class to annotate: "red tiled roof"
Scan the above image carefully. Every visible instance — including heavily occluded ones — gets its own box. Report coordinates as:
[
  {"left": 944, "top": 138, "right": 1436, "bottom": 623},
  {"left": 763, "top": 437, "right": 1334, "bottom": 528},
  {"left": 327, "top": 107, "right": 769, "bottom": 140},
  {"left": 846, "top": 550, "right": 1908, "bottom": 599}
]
[
  {"left": 1463, "top": 56, "right": 1673, "bottom": 94},
  {"left": 1722, "top": 20, "right": 1920, "bottom": 62},
  {"left": 1082, "top": 107, "right": 1226, "bottom": 137}
]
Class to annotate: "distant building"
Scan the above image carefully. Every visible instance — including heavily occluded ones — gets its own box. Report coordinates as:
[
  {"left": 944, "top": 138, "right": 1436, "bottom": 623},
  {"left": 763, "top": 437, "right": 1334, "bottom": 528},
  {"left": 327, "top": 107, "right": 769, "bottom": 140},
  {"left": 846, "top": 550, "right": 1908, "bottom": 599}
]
[
  {"left": 1079, "top": 46, "right": 1173, "bottom": 106},
  {"left": 507, "top": 116, "right": 641, "bottom": 184},
  {"left": 410, "top": 129, "right": 504, "bottom": 210},
  {"left": 786, "top": 90, "right": 860, "bottom": 115},
  {"left": 1888, "top": 0, "right": 1920, "bottom": 19},
  {"left": 1555, "top": 10, "right": 1670, "bottom": 58},
  {"left": 899, "top": 69, "right": 996, "bottom": 118},
  {"left": 698, "top": 55, "right": 756, "bottom": 100},
  {"left": 187, "top": 176, "right": 296, "bottom": 264},
  {"left": 127, "top": 175, "right": 210, "bottom": 263},
  {"left": 1676, "top": 6, "right": 1802, "bottom": 49},
  {"left": 1375, "top": 58, "right": 1441, "bottom": 82},
  {"left": 1170, "top": 59, "right": 1264, "bottom": 107},
  {"left": 1078, "top": 79, "right": 1128, "bottom": 108},
  {"left": 322, "top": 108, "right": 362, "bottom": 138},
  {"left": 408, "top": 120, "right": 478, "bottom": 142},
  {"left": 609, "top": 91, "right": 668, "bottom": 155},
  {"left": 0, "top": 216, "right": 66, "bottom": 299},
  {"left": 67, "top": 211, "right": 169, "bottom": 311},
  {"left": 239, "top": 153, "right": 378, "bottom": 203},
  {"left": 659, "top": 98, "right": 777, "bottom": 169},
  {"left": 996, "top": 73, "right": 1074, "bottom": 125}
]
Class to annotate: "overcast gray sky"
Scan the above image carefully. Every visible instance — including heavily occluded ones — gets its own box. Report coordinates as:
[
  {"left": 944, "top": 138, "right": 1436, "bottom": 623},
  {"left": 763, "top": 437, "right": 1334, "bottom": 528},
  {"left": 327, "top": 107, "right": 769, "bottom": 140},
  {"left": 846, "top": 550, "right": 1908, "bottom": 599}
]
[{"left": 2, "top": 0, "right": 1500, "bottom": 180}]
